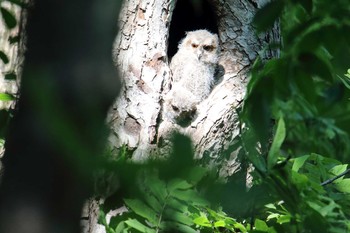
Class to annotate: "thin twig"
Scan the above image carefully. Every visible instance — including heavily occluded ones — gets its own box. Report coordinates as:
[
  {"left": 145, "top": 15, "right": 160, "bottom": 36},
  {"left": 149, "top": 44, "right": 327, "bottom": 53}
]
[{"left": 321, "top": 168, "right": 350, "bottom": 186}]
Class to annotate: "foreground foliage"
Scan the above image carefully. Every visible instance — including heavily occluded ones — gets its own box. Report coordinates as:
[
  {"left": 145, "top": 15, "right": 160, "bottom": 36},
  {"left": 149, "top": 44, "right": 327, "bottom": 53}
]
[
  {"left": 1, "top": 0, "right": 350, "bottom": 232},
  {"left": 100, "top": 0, "right": 350, "bottom": 232}
]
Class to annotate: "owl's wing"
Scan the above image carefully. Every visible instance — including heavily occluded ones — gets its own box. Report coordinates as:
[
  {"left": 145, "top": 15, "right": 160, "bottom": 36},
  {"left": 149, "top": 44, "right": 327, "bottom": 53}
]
[{"left": 169, "top": 51, "right": 189, "bottom": 83}]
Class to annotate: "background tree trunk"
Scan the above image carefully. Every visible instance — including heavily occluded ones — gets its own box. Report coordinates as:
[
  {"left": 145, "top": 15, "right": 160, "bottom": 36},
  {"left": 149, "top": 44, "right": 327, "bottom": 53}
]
[
  {"left": 0, "top": 0, "right": 28, "bottom": 160},
  {"left": 0, "top": 1, "right": 22, "bottom": 110},
  {"left": 0, "top": 1, "right": 121, "bottom": 233}
]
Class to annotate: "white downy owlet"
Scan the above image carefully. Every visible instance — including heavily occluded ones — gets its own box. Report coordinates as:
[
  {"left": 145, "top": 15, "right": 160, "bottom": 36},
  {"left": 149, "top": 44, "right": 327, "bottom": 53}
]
[{"left": 164, "top": 29, "right": 219, "bottom": 126}]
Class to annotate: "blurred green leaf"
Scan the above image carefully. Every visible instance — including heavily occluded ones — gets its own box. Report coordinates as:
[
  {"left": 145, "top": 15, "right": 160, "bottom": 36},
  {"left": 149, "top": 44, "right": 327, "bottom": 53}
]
[
  {"left": 298, "top": 0, "right": 313, "bottom": 14},
  {"left": 335, "top": 179, "right": 350, "bottom": 193},
  {"left": 172, "top": 189, "right": 208, "bottom": 206},
  {"left": 254, "top": 219, "right": 269, "bottom": 231},
  {"left": 214, "top": 220, "right": 226, "bottom": 227},
  {"left": 253, "top": 0, "right": 284, "bottom": 32},
  {"left": 268, "top": 117, "right": 286, "bottom": 169},
  {"left": 164, "top": 208, "right": 193, "bottom": 226},
  {"left": 297, "top": 52, "right": 333, "bottom": 83},
  {"left": 0, "top": 93, "right": 15, "bottom": 101},
  {"left": 329, "top": 164, "right": 348, "bottom": 176},
  {"left": 143, "top": 193, "right": 162, "bottom": 213},
  {"left": 292, "top": 155, "right": 310, "bottom": 172},
  {"left": 115, "top": 222, "right": 127, "bottom": 233},
  {"left": 167, "top": 179, "right": 193, "bottom": 192},
  {"left": 124, "top": 199, "right": 158, "bottom": 225},
  {"left": 193, "top": 216, "right": 211, "bottom": 227},
  {"left": 125, "top": 219, "right": 155, "bottom": 233}
]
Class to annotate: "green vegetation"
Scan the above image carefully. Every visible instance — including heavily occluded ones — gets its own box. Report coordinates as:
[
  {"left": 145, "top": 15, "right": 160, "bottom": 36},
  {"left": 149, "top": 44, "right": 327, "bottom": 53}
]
[
  {"left": 100, "top": 0, "right": 350, "bottom": 232},
  {"left": 1, "top": 0, "right": 350, "bottom": 232}
]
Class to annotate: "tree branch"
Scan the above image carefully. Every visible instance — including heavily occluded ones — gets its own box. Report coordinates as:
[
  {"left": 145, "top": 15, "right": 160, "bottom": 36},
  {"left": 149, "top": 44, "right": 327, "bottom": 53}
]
[{"left": 321, "top": 168, "right": 350, "bottom": 186}]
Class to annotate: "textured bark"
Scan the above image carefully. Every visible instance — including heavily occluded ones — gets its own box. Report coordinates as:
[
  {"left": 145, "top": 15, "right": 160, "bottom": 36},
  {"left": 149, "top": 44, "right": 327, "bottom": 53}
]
[
  {"left": 0, "top": 0, "right": 28, "bottom": 168},
  {"left": 0, "top": 1, "right": 27, "bottom": 110},
  {"left": 109, "top": 0, "right": 279, "bottom": 166},
  {"left": 183, "top": 0, "right": 280, "bottom": 174},
  {"left": 90, "top": 0, "right": 280, "bottom": 232},
  {"left": 109, "top": 0, "right": 174, "bottom": 160}
]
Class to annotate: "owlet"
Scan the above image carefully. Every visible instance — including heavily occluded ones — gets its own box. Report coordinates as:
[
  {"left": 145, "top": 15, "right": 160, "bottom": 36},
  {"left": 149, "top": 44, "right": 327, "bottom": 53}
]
[{"left": 164, "top": 29, "right": 219, "bottom": 126}]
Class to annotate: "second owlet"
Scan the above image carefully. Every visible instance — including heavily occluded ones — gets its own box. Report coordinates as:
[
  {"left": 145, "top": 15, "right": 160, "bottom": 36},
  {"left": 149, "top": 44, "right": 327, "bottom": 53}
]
[{"left": 164, "top": 29, "right": 219, "bottom": 125}]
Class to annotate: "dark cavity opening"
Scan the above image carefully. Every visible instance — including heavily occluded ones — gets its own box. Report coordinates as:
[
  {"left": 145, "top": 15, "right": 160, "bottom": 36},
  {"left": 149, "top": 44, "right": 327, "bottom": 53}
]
[{"left": 168, "top": 0, "right": 218, "bottom": 59}]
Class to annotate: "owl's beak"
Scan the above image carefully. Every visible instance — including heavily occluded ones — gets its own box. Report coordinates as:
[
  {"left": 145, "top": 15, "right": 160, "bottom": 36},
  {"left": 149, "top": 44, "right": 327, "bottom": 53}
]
[{"left": 197, "top": 49, "right": 203, "bottom": 60}]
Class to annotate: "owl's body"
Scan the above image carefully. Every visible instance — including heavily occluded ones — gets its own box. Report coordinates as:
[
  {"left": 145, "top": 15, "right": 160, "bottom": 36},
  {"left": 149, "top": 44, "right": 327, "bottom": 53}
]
[{"left": 164, "top": 30, "right": 219, "bottom": 125}]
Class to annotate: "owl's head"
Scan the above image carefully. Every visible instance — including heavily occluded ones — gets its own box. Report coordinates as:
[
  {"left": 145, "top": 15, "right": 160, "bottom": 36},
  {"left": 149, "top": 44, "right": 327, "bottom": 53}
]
[{"left": 179, "top": 29, "right": 219, "bottom": 64}]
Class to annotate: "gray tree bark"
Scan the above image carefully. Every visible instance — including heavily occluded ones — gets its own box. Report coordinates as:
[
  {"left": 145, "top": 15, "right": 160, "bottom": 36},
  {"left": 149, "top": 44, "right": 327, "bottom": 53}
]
[
  {"left": 0, "top": 2, "right": 21, "bottom": 110},
  {"left": 108, "top": 0, "right": 278, "bottom": 165},
  {"left": 108, "top": 0, "right": 175, "bottom": 161},
  {"left": 86, "top": 0, "right": 279, "bottom": 232},
  {"left": 0, "top": 1, "right": 28, "bottom": 159}
]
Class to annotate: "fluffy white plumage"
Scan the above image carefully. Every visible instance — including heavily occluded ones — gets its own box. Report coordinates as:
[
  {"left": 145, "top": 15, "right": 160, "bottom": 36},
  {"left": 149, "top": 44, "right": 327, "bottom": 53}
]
[{"left": 164, "top": 29, "right": 219, "bottom": 125}]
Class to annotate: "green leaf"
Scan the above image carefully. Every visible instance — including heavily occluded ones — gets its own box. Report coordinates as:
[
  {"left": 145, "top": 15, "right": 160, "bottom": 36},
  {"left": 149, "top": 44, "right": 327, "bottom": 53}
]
[
  {"left": 187, "top": 166, "right": 208, "bottom": 185},
  {"left": 338, "top": 74, "right": 350, "bottom": 90},
  {"left": 254, "top": 219, "right": 269, "bottom": 231},
  {"left": 193, "top": 216, "right": 211, "bottom": 227},
  {"left": 233, "top": 222, "right": 248, "bottom": 232},
  {"left": 172, "top": 189, "right": 208, "bottom": 206},
  {"left": 124, "top": 199, "right": 158, "bottom": 225},
  {"left": 0, "top": 93, "right": 15, "bottom": 101},
  {"left": 253, "top": 0, "right": 284, "bottom": 32},
  {"left": 297, "top": 0, "right": 312, "bottom": 14},
  {"left": 143, "top": 193, "right": 162, "bottom": 212},
  {"left": 268, "top": 117, "right": 286, "bottom": 169},
  {"left": 292, "top": 172, "right": 309, "bottom": 188},
  {"left": 167, "top": 179, "right": 193, "bottom": 192},
  {"left": 297, "top": 53, "right": 333, "bottom": 83},
  {"left": 0, "top": 51, "right": 9, "bottom": 64},
  {"left": 329, "top": 165, "right": 348, "bottom": 176},
  {"left": 166, "top": 197, "right": 189, "bottom": 213},
  {"left": 164, "top": 208, "right": 193, "bottom": 226},
  {"left": 162, "top": 221, "right": 198, "bottom": 233},
  {"left": 147, "top": 175, "right": 167, "bottom": 201},
  {"left": 335, "top": 179, "right": 350, "bottom": 193},
  {"left": 276, "top": 215, "right": 292, "bottom": 224},
  {"left": 125, "top": 219, "right": 155, "bottom": 233},
  {"left": 1, "top": 7, "right": 17, "bottom": 29},
  {"left": 115, "top": 222, "right": 127, "bottom": 233},
  {"left": 214, "top": 220, "right": 226, "bottom": 227},
  {"left": 292, "top": 155, "right": 310, "bottom": 172}
]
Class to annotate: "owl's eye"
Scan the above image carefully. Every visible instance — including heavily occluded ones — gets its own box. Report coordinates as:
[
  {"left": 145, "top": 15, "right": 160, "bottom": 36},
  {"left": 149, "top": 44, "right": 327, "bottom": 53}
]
[
  {"left": 191, "top": 43, "right": 198, "bottom": 48},
  {"left": 172, "top": 105, "right": 179, "bottom": 112},
  {"left": 203, "top": 45, "right": 214, "bottom": 51}
]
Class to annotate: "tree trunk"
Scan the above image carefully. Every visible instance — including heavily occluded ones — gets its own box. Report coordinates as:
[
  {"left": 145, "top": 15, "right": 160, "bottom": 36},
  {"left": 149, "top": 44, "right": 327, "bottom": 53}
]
[
  {"left": 108, "top": 0, "right": 174, "bottom": 160},
  {"left": 88, "top": 0, "right": 280, "bottom": 232},
  {"left": 0, "top": 0, "right": 28, "bottom": 160},
  {"left": 109, "top": 0, "right": 278, "bottom": 166},
  {"left": 0, "top": 1, "right": 21, "bottom": 110},
  {"left": 0, "top": 1, "right": 121, "bottom": 233}
]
